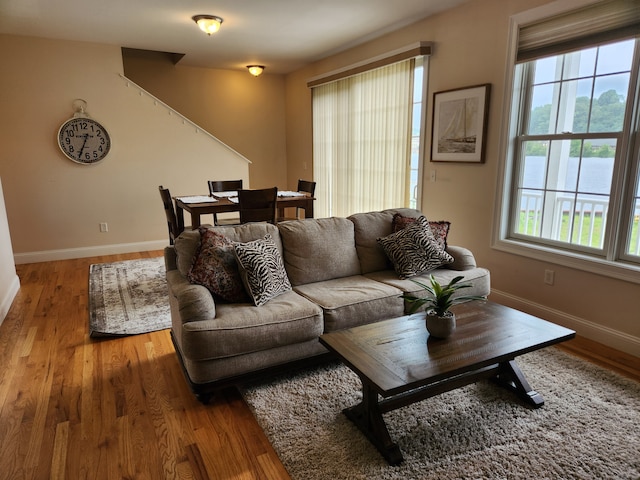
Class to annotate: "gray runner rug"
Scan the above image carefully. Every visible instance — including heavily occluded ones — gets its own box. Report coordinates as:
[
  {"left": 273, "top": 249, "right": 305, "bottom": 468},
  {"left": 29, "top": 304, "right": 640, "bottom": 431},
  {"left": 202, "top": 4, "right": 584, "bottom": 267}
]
[
  {"left": 89, "top": 257, "right": 169, "bottom": 337},
  {"left": 242, "top": 347, "right": 640, "bottom": 480}
]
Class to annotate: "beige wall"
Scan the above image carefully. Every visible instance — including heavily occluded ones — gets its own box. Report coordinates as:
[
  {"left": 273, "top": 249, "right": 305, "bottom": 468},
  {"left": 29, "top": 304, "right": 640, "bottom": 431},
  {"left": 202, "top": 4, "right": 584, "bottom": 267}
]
[
  {"left": 122, "top": 50, "right": 288, "bottom": 190},
  {"left": 0, "top": 35, "right": 250, "bottom": 262},
  {"left": 283, "top": 0, "right": 640, "bottom": 356}
]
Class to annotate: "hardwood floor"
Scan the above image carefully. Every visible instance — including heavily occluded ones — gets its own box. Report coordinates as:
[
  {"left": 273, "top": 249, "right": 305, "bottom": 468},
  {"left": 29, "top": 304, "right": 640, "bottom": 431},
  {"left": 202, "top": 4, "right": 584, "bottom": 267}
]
[
  {"left": 1, "top": 252, "right": 638, "bottom": 479},
  {"left": 0, "top": 251, "right": 290, "bottom": 480}
]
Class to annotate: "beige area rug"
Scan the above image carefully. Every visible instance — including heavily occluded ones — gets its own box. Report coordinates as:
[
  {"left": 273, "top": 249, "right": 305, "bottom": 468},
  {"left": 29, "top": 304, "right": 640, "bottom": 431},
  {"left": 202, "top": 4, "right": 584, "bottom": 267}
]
[
  {"left": 89, "top": 257, "right": 169, "bottom": 337},
  {"left": 242, "top": 348, "right": 640, "bottom": 480}
]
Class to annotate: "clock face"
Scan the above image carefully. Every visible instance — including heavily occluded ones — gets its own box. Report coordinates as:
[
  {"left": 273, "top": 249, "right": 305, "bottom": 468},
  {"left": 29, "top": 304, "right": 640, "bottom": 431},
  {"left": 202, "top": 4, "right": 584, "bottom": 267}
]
[{"left": 58, "top": 117, "right": 111, "bottom": 164}]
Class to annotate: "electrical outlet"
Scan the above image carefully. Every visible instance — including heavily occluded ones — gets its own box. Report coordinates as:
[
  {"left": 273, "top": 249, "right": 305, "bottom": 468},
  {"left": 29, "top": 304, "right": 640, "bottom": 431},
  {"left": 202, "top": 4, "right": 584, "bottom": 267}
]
[
  {"left": 99, "top": 222, "right": 108, "bottom": 233},
  {"left": 544, "top": 269, "right": 555, "bottom": 285}
]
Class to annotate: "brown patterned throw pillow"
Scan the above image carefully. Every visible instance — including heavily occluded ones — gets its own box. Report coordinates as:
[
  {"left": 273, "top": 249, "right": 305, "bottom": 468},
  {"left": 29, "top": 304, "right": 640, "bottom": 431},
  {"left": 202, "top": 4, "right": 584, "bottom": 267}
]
[
  {"left": 187, "top": 227, "right": 248, "bottom": 303},
  {"left": 392, "top": 213, "right": 450, "bottom": 250}
]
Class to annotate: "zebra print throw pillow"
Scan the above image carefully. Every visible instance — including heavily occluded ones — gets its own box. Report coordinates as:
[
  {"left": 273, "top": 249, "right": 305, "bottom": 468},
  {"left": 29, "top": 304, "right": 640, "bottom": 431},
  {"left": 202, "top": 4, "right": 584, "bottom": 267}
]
[
  {"left": 391, "top": 213, "right": 451, "bottom": 250},
  {"left": 377, "top": 216, "right": 454, "bottom": 279},
  {"left": 233, "top": 234, "right": 292, "bottom": 306}
]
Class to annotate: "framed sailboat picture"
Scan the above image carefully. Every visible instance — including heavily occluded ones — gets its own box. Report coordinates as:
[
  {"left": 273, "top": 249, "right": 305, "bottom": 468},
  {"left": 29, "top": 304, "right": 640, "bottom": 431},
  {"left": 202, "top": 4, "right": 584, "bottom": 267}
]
[{"left": 431, "top": 84, "right": 490, "bottom": 163}]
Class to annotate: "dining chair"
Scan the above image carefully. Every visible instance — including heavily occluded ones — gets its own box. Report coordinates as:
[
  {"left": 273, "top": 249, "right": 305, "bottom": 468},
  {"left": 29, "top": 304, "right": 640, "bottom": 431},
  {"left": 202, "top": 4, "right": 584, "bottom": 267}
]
[
  {"left": 278, "top": 179, "right": 316, "bottom": 221},
  {"left": 208, "top": 179, "right": 243, "bottom": 196},
  {"left": 297, "top": 179, "right": 316, "bottom": 197},
  {"left": 238, "top": 187, "right": 278, "bottom": 224},
  {"left": 208, "top": 179, "right": 243, "bottom": 225},
  {"left": 158, "top": 185, "right": 183, "bottom": 245}
]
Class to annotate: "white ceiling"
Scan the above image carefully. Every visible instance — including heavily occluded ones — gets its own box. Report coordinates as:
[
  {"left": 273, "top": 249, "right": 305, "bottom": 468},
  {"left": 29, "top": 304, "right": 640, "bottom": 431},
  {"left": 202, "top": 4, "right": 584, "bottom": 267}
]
[{"left": 0, "top": 0, "right": 469, "bottom": 74}]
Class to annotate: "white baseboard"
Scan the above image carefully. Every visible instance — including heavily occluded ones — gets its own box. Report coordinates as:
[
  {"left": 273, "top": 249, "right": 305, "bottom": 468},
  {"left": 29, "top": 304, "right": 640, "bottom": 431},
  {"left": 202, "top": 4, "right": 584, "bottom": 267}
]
[
  {"left": 490, "top": 289, "right": 640, "bottom": 358},
  {"left": 13, "top": 240, "right": 168, "bottom": 265},
  {"left": 0, "top": 274, "right": 20, "bottom": 326}
]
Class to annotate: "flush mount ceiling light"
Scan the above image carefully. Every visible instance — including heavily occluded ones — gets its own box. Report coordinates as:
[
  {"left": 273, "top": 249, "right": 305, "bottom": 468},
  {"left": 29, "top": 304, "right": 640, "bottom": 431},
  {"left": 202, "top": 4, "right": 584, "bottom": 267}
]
[
  {"left": 247, "top": 65, "right": 265, "bottom": 77},
  {"left": 192, "top": 15, "right": 223, "bottom": 35}
]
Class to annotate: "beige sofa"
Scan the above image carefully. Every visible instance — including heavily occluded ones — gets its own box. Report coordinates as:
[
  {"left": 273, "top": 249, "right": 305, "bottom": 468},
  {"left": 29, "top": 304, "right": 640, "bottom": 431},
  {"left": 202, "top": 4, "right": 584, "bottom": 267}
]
[{"left": 165, "top": 208, "right": 490, "bottom": 402}]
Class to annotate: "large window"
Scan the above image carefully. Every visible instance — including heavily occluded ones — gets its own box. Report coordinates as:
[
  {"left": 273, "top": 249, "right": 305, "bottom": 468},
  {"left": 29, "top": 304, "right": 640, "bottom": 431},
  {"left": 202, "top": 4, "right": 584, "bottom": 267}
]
[
  {"left": 311, "top": 57, "right": 426, "bottom": 218},
  {"left": 496, "top": 1, "right": 640, "bottom": 280}
]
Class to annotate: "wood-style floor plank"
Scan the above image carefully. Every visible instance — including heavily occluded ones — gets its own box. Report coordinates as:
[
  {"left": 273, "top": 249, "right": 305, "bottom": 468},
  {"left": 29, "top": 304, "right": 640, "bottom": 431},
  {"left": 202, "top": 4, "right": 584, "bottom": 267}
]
[
  {"left": 1, "top": 251, "right": 637, "bottom": 479},
  {"left": 1, "top": 251, "right": 290, "bottom": 480}
]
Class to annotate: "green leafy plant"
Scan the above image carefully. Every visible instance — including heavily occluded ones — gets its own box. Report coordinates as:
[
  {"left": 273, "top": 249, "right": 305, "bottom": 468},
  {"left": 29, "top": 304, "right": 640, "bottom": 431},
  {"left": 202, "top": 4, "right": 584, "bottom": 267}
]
[{"left": 401, "top": 275, "right": 485, "bottom": 316}]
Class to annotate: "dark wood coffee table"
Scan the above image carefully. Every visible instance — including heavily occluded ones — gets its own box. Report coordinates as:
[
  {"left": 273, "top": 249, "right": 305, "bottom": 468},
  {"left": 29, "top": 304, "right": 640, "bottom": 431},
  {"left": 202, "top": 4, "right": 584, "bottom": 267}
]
[{"left": 319, "top": 300, "right": 575, "bottom": 465}]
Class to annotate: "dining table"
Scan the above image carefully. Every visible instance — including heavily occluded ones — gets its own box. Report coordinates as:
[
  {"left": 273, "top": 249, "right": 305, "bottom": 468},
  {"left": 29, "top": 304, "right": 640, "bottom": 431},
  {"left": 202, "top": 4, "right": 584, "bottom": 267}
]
[{"left": 174, "top": 191, "right": 315, "bottom": 231}]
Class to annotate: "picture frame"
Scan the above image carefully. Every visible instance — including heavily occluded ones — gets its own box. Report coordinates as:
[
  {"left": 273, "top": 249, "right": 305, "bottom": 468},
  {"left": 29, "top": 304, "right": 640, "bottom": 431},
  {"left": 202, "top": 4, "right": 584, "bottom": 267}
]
[{"left": 431, "top": 84, "right": 491, "bottom": 163}]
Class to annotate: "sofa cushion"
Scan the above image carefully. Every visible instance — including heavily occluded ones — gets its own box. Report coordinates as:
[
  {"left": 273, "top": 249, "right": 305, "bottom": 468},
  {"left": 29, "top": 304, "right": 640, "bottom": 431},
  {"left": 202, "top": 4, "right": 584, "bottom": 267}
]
[
  {"left": 278, "top": 217, "right": 361, "bottom": 286},
  {"left": 187, "top": 228, "right": 248, "bottom": 303},
  {"left": 215, "top": 222, "right": 282, "bottom": 247},
  {"left": 293, "top": 275, "right": 405, "bottom": 332},
  {"left": 377, "top": 216, "right": 454, "bottom": 279},
  {"left": 180, "top": 290, "right": 323, "bottom": 362},
  {"left": 392, "top": 213, "right": 451, "bottom": 250},
  {"left": 173, "top": 223, "right": 281, "bottom": 278},
  {"left": 234, "top": 234, "right": 292, "bottom": 306},
  {"left": 348, "top": 208, "right": 423, "bottom": 274},
  {"left": 365, "top": 267, "right": 491, "bottom": 313}
]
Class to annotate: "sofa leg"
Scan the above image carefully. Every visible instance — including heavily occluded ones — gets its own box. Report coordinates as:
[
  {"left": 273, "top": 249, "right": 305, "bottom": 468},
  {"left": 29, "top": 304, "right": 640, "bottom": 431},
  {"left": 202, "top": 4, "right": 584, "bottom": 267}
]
[{"left": 195, "top": 392, "right": 213, "bottom": 405}]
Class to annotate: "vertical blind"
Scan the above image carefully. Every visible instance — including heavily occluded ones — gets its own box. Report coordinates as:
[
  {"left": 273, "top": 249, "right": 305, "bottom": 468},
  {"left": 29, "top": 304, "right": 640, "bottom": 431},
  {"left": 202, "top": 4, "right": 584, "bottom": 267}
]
[{"left": 312, "top": 60, "right": 414, "bottom": 218}]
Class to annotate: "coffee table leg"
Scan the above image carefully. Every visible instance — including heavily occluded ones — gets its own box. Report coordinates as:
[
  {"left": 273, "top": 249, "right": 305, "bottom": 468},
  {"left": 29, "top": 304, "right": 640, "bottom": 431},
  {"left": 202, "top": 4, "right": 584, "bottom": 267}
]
[
  {"left": 343, "top": 382, "right": 404, "bottom": 465},
  {"left": 494, "top": 359, "right": 545, "bottom": 408}
]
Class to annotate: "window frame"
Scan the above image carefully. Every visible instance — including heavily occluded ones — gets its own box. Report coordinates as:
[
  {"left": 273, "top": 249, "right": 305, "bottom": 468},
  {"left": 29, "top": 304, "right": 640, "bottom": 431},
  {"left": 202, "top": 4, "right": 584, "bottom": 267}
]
[{"left": 492, "top": 1, "right": 640, "bottom": 285}]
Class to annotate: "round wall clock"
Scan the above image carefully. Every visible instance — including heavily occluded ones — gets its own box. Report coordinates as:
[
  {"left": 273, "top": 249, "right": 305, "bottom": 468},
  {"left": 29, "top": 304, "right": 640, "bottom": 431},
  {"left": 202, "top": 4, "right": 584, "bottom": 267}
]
[{"left": 57, "top": 100, "right": 111, "bottom": 164}]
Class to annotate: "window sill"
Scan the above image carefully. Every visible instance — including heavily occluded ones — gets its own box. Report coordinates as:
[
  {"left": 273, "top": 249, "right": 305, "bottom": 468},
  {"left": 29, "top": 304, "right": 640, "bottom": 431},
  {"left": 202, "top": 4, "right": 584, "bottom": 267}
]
[{"left": 492, "top": 238, "right": 640, "bottom": 285}]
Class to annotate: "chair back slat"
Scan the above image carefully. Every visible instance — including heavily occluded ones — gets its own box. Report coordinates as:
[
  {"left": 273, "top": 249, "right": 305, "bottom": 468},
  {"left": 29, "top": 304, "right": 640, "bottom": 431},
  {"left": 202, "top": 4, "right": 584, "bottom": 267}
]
[{"left": 208, "top": 179, "right": 243, "bottom": 195}]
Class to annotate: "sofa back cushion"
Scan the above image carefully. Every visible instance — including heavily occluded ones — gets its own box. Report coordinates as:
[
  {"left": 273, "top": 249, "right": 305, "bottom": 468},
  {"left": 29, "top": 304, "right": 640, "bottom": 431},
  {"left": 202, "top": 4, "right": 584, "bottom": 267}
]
[
  {"left": 348, "top": 208, "right": 423, "bottom": 274},
  {"left": 277, "top": 217, "right": 361, "bottom": 286},
  {"left": 174, "top": 229, "right": 201, "bottom": 277},
  {"left": 174, "top": 223, "right": 281, "bottom": 277}
]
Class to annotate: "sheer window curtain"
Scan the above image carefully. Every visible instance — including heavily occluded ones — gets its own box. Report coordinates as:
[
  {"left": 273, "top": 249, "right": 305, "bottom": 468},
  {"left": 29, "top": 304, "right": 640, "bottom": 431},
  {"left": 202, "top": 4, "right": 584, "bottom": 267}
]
[{"left": 312, "top": 60, "right": 414, "bottom": 218}]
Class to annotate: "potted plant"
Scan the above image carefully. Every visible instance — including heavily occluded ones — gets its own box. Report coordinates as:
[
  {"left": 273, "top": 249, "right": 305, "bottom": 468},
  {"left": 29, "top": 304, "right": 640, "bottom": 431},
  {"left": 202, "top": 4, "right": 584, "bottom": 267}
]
[{"left": 401, "top": 275, "right": 485, "bottom": 338}]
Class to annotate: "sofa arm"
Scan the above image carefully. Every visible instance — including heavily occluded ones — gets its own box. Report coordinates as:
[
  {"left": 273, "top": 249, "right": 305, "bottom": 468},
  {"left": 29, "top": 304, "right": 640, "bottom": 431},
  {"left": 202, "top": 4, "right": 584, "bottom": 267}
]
[
  {"left": 164, "top": 246, "right": 178, "bottom": 272},
  {"left": 167, "top": 270, "right": 216, "bottom": 323},
  {"left": 445, "top": 245, "right": 477, "bottom": 271}
]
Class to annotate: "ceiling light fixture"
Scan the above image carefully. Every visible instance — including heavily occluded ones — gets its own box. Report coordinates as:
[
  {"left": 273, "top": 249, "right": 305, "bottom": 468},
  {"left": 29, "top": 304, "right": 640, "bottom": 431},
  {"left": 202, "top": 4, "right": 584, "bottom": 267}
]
[
  {"left": 192, "top": 15, "right": 223, "bottom": 35},
  {"left": 247, "top": 65, "right": 265, "bottom": 77}
]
